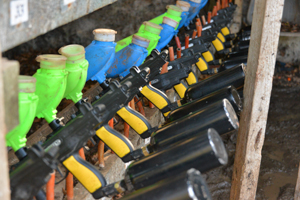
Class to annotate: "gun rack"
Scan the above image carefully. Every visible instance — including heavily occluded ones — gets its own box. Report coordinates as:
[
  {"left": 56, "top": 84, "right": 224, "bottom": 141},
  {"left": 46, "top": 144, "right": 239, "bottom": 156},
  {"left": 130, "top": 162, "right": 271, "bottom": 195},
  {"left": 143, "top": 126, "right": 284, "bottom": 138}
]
[{"left": 0, "top": 0, "right": 290, "bottom": 199}]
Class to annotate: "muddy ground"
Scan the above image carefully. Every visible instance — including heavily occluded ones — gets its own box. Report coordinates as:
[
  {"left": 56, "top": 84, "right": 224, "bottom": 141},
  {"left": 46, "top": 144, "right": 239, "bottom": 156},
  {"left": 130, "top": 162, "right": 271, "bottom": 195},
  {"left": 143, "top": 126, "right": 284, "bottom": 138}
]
[{"left": 205, "top": 70, "right": 300, "bottom": 200}]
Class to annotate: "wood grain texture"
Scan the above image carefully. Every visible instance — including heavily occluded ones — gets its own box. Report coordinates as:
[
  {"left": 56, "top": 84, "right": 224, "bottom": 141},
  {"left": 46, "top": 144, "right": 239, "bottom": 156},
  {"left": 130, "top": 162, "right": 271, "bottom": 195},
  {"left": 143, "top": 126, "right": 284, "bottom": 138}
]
[
  {"left": 295, "top": 163, "right": 300, "bottom": 200},
  {"left": 230, "top": 0, "right": 243, "bottom": 33},
  {"left": 1, "top": 58, "right": 19, "bottom": 132},
  {"left": 230, "top": 0, "right": 284, "bottom": 199},
  {"left": 0, "top": 0, "right": 117, "bottom": 52},
  {"left": 0, "top": 46, "right": 11, "bottom": 200}
]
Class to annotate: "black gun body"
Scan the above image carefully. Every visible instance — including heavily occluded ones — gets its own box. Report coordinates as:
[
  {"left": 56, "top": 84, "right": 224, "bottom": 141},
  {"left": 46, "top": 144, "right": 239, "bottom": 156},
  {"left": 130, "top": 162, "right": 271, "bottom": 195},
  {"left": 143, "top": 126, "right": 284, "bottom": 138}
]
[
  {"left": 219, "top": 58, "right": 248, "bottom": 72},
  {"left": 184, "top": 64, "right": 246, "bottom": 101},
  {"left": 152, "top": 52, "right": 200, "bottom": 91},
  {"left": 168, "top": 85, "right": 242, "bottom": 122}
]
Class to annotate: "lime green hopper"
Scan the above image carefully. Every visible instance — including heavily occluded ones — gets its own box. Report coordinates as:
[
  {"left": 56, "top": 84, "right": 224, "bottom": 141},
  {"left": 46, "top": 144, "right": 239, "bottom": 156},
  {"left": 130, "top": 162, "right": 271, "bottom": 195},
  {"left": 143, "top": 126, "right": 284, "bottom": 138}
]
[{"left": 5, "top": 76, "right": 39, "bottom": 152}]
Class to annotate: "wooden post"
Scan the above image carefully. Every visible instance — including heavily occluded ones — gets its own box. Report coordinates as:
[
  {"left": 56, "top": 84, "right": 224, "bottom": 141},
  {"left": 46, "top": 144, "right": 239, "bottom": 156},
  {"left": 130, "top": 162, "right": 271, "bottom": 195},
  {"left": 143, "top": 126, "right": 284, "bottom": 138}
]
[
  {"left": 0, "top": 45, "right": 19, "bottom": 199},
  {"left": 230, "top": 0, "right": 284, "bottom": 199},
  {"left": 230, "top": 0, "right": 243, "bottom": 34},
  {"left": 294, "top": 163, "right": 300, "bottom": 200}
]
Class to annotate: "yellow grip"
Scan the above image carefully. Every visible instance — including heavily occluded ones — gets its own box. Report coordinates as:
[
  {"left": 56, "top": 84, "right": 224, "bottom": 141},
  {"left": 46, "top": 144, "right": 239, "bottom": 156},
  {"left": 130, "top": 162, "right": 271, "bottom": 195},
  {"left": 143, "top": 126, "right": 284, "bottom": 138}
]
[
  {"left": 202, "top": 51, "right": 214, "bottom": 63},
  {"left": 141, "top": 85, "right": 170, "bottom": 110},
  {"left": 212, "top": 38, "right": 225, "bottom": 52},
  {"left": 163, "top": 111, "right": 171, "bottom": 117},
  {"left": 217, "top": 32, "right": 226, "bottom": 43},
  {"left": 185, "top": 71, "right": 198, "bottom": 85},
  {"left": 221, "top": 27, "right": 230, "bottom": 36},
  {"left": 196, "top": 57, "right": 209, "bottom": 72},
  {"left": 174, "top": 83, "right": 187, "bottom": 99},
  {"left": 63, "top": 153, "right": 106, "bottom": 193},
  {"left": 96, "top": 125, "right": 134, "bottom": 158},
  {"left": 117, "top": 106, "right": 151, "bottom": 135}
]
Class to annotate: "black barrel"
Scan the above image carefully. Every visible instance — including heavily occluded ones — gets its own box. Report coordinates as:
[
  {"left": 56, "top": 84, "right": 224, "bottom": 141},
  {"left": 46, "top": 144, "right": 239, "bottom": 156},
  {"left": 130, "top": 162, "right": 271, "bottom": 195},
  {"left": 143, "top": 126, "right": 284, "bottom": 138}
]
[
  {"left": 219, "top": 59, "right": 247, "bottom": 72},
  {"left": 234, "top": 40, "right": 250, "bottom": 51},
  {"left": 224, "top": 54, "right": 248, "bottom": 62},
  {"left": 149, "top": 99, "right": 239, "bottom": 151},
  {"left": 124, "top": 128, "right": 228, "bottom": 190},
  {"left": 225, "top": 49, "right": 248, "bottom": 59},
  {"left": 121, "top": 168, "right": 211, "bottom": 200},
  {"left": 183, "top": 64, "right": 245, "bottom": 102},
  {"left": 168, "top": 86, "right": 242, "bottom": 122}
]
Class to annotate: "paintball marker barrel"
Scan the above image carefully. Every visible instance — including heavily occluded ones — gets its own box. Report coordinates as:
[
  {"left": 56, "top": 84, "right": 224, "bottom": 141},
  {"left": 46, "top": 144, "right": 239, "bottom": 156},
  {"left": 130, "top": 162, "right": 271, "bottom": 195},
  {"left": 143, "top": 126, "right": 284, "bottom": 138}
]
[
  {"left": 124, "top": 128, "right": 227, "bottom": 190},
  {"left": 183, "top": 64, "right": 246, "bottom": 102},
  {"left": 121, "top": 168, "right": 212, "bottom": 200},
  {"left": 168, "top": 85, "right": 242, "bottom": 122},
  {"left": 149, "top": 99, "right": 239, "bottom": 152}
]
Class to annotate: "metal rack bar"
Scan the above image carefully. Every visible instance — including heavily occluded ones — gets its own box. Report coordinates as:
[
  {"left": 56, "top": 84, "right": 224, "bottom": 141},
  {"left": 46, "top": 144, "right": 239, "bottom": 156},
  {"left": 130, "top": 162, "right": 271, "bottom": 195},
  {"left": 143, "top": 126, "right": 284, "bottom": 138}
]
[{"left": 0, "top": 0, "right": 117, "bottom": 52}]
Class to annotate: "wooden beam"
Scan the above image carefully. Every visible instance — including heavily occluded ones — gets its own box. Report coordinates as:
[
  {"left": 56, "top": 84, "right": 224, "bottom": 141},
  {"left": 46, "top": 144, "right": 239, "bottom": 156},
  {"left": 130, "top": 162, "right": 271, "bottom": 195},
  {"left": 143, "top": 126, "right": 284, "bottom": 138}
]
[
  {"left": 0, "top": 46, "right": 12, "bottom": 200},
  {"left": 295, "top": 163, "right": 300, "bottom": 200},
  {"left": 230, "top": 0, "right": 284, "bottom": 199},
  {"left": 1, "top": 58, "right": 19, "bottom": 132},
  {"left": 230, "top": 0, "right": 243, "bottom": 34}
]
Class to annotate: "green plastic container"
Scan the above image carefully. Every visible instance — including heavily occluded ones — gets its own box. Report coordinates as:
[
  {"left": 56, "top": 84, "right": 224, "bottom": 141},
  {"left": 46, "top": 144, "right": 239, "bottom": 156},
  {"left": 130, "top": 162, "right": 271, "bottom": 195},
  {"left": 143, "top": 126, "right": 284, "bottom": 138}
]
[
  {"left": 33, "top": 54, "right": 68, "bottom": 123},
  {"left": 116, "top": 5, "right": 182, "bottom": 52},
  {"left": 6, "top": 76, "right": 39, "bottom": 151},
  {"left": 139, "top": 5, "right": 182, "bottom": 31},
  {"left": 59, "top": 44, "right": 89, "bottom": 103},
  {"left": 116, "top": 22, "right": 163, "bottom": 54}
]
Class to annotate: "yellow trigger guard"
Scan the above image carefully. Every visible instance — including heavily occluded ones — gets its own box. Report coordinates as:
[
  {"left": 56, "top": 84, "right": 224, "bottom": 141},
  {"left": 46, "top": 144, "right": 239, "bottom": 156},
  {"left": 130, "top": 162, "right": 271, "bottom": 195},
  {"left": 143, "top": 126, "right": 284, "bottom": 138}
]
[
  {"left": 117, "top": 106, "right": 154, "bottom": 138},
  {"left": 63, "top": 153, "right": 106, "bottom": 194}
]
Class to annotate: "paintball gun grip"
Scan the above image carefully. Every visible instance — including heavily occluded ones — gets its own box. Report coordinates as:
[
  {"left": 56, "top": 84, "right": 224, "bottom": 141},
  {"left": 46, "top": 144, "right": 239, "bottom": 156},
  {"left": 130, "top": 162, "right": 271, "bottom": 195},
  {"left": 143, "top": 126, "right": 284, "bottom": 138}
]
[
  {"left": 95, "top": 125, "right": 134, "bottom": 159},
  {"left": 221, "top": 27, "right": 230, "bottom": 36},
  {"left": 212, "top": 38, "right": 225, "bottom": 52},
  {"left": 217, "top": 32, "right": 226, "bottom": 43},
  {"left": 173, "top": 83, "right": 188, "bottom": 99},
  {"left": 117, "top": 106, "right": 153, "bottom": 138},
  {"left": 185, "top": 71, "right": 198, "bottom": 85},
  {"left": 196, "top": 57, "right": 209, "bottom": 72},
  {"left": 62, "top": 153, "right": 106, "bottom": 195},
  {"left": 140, "top": 85, "right": 172, "bottom": 117},
  {"left": 202, "top": 51, "right": 215, "bottom": 63}
]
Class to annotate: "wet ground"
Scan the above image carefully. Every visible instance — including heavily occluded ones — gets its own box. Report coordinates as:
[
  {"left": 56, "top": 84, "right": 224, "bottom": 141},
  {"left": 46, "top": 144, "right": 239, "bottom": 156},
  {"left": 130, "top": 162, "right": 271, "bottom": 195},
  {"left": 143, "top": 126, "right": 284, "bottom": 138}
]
[{"left": 205, "top": 69, "right": 300, "bottom": 200}]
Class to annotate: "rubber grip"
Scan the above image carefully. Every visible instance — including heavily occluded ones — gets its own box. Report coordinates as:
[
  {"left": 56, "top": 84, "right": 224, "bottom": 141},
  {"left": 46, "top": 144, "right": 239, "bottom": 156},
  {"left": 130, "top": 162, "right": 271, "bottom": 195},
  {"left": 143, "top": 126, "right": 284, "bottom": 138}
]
[
  {"left": 221, "top": 27, "right": 230, "bottom": 36},
  {"left": 62, "top": 153, "right": 106, "bottom": 193},
  {"left": 174, "top": 83, "right": 188, "bottom": 99},
  {"left": 117, "top": 106, "right": 152, "bottom": 136},
  {"left": 202, "top": 51, "right": 214, "bottom": 63},
  {"left": 217, "top": 32, "right": 226, "bottom": 43},
  {"left": 196, "top": 57, "right": 209, "bottom": 72},
  {"left": 95, "top": 125, "right": 134, "bottom": 158},
  {"left": 185, "top": 71, "right": 198, "bottom": 85},
  {"left": 212, "top": 38, "right": 225, "bottom": 52},
  {"left": 141, "top": 85, "right": 171, "bottom": 110}
]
